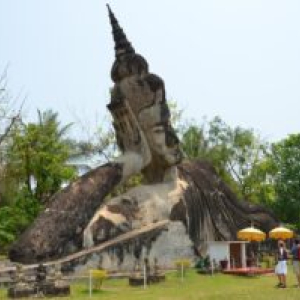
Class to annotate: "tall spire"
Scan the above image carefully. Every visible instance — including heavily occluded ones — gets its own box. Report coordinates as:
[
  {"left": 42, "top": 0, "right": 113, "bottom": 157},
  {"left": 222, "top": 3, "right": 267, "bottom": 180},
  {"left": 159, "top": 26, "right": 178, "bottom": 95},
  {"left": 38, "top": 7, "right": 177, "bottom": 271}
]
[{"left": 106, "top": 4, "right": 135, "bottom": 58}]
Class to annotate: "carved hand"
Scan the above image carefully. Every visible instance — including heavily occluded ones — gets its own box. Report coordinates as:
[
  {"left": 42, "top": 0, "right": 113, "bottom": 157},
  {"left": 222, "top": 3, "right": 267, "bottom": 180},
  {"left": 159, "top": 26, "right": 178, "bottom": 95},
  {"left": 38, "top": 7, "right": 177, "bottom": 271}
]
[{"left": 114, "top": 100, "right": 152, "bottom": 179}]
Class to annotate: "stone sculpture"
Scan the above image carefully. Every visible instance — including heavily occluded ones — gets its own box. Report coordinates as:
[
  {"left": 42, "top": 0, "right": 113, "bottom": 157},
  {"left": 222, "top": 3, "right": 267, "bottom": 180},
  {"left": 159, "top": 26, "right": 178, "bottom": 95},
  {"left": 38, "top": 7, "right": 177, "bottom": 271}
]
[
  {"left": 36, "top": 264, "right": 47, "bottom": 283},
  {"left": 129, "top": 257, "right": 165, "bottom": 286},
  {"left": 7, "top": 264, "right": 35, "bottom": 298},
  {"left": 9, "top": 5, "right": 277, "bottom": 269},
  {"left": 8, "top": 264, "right": 70, "bottom": 298}
]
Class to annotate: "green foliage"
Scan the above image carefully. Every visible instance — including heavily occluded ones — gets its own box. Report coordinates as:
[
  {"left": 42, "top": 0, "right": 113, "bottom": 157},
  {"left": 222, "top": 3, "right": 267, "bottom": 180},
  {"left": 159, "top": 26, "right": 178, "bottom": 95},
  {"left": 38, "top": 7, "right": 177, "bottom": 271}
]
[
  {"left": 181, "top": 116, "right": 271, "bottom": 203},
  {"left": 0, "top": 190, "right": 41, "bottom": 251},
  {"left": 195, "top": 256, "right": 211, "bottom": 270},
  {"left": 0, "top": 109, "right": 75, "bottom": 250},
  {"left": 180, "top": 115, "right": 300, "bottom": 230},
  {"left": 270, "top": 134, "right": 300, "bottom": 229},
  {"left": 0, "top": 69, "right": 23, "bottom": 205},
  {"left": 65, "top": 116, "right": 117, "bottom": 162},
  {"left": 8, "top": 109, "right": 76, "bottom": 202}
]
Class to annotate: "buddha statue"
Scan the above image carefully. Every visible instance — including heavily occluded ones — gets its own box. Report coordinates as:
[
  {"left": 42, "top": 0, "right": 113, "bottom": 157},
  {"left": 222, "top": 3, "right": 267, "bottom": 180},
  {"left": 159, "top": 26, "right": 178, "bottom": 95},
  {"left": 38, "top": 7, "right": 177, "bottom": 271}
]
[
  {"left": 80, "top": 6, "right": 277, "bottom": 268},
  {"left": 9, "top": 6, "right": 277, "bottom": 268}
]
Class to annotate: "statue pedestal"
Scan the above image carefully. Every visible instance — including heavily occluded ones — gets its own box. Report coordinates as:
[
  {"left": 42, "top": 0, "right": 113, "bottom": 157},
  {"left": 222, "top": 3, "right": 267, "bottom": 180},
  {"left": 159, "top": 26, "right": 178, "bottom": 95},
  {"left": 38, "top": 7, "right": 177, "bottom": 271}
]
[
  {"left": 7, "top": 286, "right": 35, "bottom": 299},
  {"left": 35, "top": 281, "right": 70, "bottom": 297},
  {"left": 128, "top": 273, "right": 165, "bottom": 286},
  {"left": 7, "top": 281, "right": 70, "bottom": 298}
]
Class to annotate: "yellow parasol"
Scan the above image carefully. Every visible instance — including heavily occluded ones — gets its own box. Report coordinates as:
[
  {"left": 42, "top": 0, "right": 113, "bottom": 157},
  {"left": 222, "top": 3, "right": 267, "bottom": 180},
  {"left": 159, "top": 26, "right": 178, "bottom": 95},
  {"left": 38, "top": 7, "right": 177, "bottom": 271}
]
[
  {"left": 237, "top": 226, "right": 266, "bottom": 242},
  {"left": 269, "top": 226, "right": 294, "bottom": 240}
]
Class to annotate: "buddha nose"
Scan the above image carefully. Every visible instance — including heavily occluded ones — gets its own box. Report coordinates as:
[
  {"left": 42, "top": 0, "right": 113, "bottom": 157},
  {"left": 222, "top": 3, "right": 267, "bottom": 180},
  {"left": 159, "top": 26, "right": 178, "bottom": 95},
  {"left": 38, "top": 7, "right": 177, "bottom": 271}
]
[{"left": 166, "top": 125, "right": 179, "bottom": 147}]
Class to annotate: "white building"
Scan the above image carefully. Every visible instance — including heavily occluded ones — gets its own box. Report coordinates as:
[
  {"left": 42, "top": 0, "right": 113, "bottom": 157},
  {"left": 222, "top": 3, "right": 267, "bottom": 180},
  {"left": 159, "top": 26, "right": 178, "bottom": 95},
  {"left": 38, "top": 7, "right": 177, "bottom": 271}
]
[{"left": 207, "top": 241, "right": 249, "bottom": 269}]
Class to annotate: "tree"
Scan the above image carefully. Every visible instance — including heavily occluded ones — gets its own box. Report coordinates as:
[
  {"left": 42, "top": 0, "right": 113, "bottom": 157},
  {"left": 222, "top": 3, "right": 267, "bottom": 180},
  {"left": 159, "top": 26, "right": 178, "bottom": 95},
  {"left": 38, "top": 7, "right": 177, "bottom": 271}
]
[
  {"left": 66, "top": 114, "right": 117, "bottom": 162},
  {"left": 0, "top": 68, "right": 23, "bottom": 205},
  {"left": 0, "top": 67, "right": 22, "bottom": 145},
  {"left": 0, "top": 190, "right": 40, "bottom": 252},
  {"left": 181, "top": 116, "right": 271, "bottom": 202},
  {"left": 1, "top": 109, "right": 77, "bottom": 250},
  {"left": 8, "top": 109, "right": 76, "bottom": 202},
  {"left": 168, "top": 100, "right": 184, "bottom": 134},
  {"left": 0, "top": 68, "right": 30, "bottom": 251},
  {"left": 270, "top": 134, "right": 300, "bottom": 229}
]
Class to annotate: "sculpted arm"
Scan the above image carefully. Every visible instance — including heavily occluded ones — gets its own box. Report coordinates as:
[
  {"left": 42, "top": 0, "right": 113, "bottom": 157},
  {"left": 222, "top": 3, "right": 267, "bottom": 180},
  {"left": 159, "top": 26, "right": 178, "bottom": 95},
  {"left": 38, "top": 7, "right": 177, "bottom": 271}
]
[
  {"left": 9, "top": 91, "right": 155, "bottom": 264},
  {"left": 110, "top": 98, "right": 152, "bottom": 182}
]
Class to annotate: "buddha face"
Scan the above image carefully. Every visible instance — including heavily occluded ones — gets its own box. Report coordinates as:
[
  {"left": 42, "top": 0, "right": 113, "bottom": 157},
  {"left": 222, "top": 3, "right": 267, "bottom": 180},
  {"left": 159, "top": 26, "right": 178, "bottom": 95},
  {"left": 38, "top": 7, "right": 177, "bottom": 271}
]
[
  {"left": 138, "top": 89, "right": 183, "bottom": 166},
  {"left": 110, "top": 75, "right": 183, "bottom": 169}
]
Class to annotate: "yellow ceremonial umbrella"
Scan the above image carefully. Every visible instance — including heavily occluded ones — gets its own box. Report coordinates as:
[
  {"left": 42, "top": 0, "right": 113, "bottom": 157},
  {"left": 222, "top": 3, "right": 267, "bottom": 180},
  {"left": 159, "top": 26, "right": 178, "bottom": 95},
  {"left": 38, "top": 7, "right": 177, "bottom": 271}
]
[
  {"left": 237, "top": 226, "right": 266, "bottom": 242},
  {"left": 269, "top": 226, "right": 294, "bottom": 240}
]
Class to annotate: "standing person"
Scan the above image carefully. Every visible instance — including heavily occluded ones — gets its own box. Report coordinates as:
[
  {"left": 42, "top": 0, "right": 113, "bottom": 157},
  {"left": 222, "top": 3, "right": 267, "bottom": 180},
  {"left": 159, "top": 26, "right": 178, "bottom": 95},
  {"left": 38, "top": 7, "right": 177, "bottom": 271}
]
[
  {"left": 275, "top": 240, "right": 288, "bottom": 288},
  {"left": 291, "top": 239, "right": 300, "bottom": 287}
]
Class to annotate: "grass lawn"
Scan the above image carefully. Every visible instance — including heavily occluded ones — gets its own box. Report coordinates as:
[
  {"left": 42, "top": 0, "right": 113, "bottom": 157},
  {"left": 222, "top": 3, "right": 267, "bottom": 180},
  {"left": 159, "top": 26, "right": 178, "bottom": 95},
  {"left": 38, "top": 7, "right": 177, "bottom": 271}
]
[{"left": 1, "top": 269, "right": 299, "bottom": 300}]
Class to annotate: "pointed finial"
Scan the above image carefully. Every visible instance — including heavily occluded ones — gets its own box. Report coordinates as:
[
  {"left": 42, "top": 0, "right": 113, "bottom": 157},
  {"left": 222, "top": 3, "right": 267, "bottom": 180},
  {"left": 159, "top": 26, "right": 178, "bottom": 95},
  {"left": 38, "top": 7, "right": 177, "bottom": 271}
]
[{"left": 106, "top": 4, "right": 135, "bottom": 58}]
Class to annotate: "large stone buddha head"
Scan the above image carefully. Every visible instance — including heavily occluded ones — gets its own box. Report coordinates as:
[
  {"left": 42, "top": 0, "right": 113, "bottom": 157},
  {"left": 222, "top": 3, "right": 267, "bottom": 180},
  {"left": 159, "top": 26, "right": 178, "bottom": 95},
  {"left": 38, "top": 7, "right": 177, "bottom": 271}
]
[{"left": 106, "top": 5, "right": 183, "bottom": 182}]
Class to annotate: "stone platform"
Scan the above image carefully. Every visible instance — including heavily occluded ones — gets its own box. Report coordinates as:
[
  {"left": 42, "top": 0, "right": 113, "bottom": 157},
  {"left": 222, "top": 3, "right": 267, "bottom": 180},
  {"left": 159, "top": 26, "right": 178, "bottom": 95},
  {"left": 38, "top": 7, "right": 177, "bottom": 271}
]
[
  {"left": 222, "top": 267, "right": 274, "bottom": 277},
  {"left": 129, "top": 274, "right": 166, "bottom": 286},
  {"left": 7, "top": 283, "right": 70, "bottom": 298}
]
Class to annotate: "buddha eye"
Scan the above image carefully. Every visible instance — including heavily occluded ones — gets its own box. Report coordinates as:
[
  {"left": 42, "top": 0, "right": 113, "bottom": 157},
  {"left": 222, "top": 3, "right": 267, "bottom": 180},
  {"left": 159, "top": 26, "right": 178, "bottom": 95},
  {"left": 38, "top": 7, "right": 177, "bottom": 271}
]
[{"left": 152, "top": 126, "right": 165, "bottom": 134}]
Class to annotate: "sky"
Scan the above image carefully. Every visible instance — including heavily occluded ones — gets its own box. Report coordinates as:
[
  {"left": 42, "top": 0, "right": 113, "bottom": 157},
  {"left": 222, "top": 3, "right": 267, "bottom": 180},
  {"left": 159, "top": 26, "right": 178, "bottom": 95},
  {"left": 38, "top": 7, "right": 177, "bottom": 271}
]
[{"left": 0, "top": 0, "right": 300, "bottom": 142}]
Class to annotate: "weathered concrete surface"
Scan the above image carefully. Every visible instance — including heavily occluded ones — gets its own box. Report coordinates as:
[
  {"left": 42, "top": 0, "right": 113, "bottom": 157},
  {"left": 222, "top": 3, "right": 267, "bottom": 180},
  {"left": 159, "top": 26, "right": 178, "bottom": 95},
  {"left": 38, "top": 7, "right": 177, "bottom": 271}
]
[{"left": 9, "top": 163, "right": 123, "bottom": 264}]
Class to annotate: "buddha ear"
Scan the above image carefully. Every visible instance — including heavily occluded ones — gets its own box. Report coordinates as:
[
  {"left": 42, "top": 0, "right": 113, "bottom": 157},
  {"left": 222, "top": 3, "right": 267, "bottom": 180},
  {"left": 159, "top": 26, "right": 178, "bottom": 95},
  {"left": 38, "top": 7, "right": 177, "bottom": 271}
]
[{"left": 155, "top": 88, "right": 164, "bottom": 104}]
